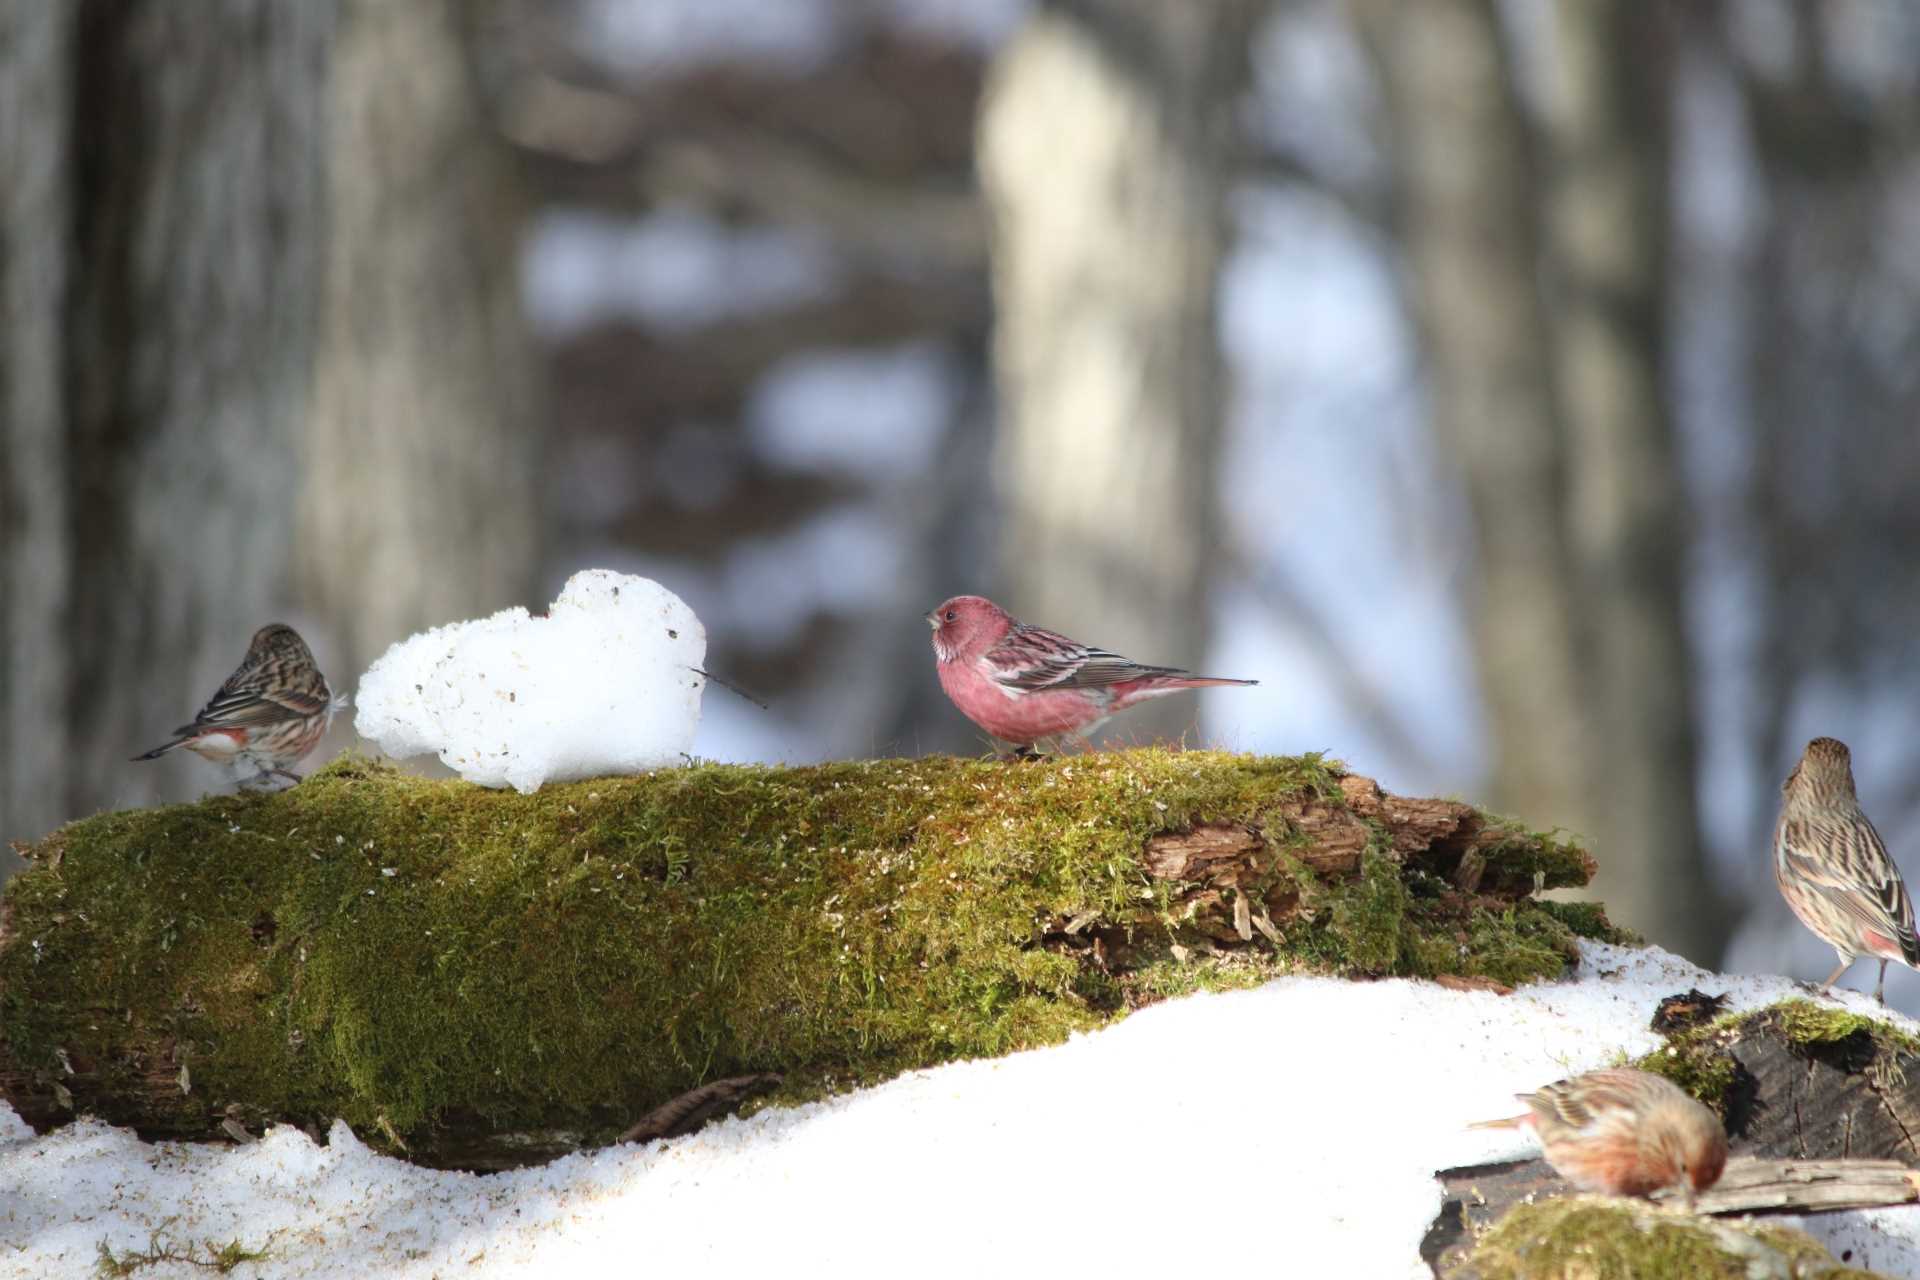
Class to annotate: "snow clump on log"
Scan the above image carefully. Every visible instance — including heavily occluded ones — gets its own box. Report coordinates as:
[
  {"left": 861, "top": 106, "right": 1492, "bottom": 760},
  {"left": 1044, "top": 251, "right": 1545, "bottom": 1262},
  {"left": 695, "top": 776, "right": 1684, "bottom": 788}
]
[{"left": 354, "top": 570, "right": 706, "bottom": 791}]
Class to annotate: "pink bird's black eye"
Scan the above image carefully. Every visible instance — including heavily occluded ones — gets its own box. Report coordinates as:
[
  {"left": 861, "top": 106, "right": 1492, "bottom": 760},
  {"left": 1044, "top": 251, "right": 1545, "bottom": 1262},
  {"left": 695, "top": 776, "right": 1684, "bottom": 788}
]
[{"left": 944, "top": 610, "right": 956, "bottom": 622}]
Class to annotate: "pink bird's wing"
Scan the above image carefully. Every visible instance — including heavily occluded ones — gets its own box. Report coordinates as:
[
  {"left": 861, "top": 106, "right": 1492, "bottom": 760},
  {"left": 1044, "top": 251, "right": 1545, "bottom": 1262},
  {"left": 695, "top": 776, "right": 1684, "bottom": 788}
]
[
  {"left": 981, "top": 624, "right": 1178, "bottom": 693},
  {"left": 1777, "top": 809, "right": 1920, "bottom": 962}
]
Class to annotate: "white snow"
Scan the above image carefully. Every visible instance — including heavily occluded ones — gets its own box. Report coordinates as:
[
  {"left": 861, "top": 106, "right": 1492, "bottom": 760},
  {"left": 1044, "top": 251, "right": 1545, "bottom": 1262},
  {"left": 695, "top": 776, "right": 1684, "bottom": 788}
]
[
  {"left": 5, "top": 941, "right": 1919, "bottom": 1278},
  {"left": 353, "top": 570, "right": 706, "bottom": 793}
]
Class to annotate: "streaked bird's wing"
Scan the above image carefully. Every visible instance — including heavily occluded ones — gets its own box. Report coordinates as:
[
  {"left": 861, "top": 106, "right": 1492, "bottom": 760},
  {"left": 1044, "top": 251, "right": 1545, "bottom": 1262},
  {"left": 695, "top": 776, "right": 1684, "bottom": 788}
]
[
  {"left": 1529, "top": 1081, "right": 1603, "bottom": 1136},
  {"left": 1778, "top": 810, "right": 1920, "bottom": 961},
  {"left": 189, "top": 661, "right": 330, "bottom": 732}
]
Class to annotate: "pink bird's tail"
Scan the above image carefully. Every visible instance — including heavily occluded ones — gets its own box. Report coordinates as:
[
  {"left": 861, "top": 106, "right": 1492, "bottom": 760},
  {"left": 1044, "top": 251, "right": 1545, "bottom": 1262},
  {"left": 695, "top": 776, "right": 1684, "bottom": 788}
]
[
  {"left": 1466, "top": 1114, "right": 1529, "bottom": 1131},
  {"left": 1125, "top": 673, "right": 1259, "bottom": 692}
]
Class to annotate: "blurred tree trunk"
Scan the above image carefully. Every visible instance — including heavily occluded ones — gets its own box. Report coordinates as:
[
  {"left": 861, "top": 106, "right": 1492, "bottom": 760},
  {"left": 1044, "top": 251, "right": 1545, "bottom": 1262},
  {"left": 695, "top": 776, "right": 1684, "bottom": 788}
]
[
  {"left": 1356, "top": 0, "right": 1724, "bottom": 959},
  {"left": 1541, "top": 4, "right": 1715, "bottom": 957},
  {"left": 296, "top": 0, "right": 538, "bottom": 681},
  {"left": 0, "top": 2, "right": 74, "bottom": 864},
  {"left": 63, "top": 0, "right": 335, "bottom": 820},
  {"left": 1352, "top": 0, "right": 1593, "bottom": 833},
  {"left": 978, "top": 0, "right": 1255, "bottom": 744},
  {"left": 0, "top": 0, "right": 535, "bottom": 845}
]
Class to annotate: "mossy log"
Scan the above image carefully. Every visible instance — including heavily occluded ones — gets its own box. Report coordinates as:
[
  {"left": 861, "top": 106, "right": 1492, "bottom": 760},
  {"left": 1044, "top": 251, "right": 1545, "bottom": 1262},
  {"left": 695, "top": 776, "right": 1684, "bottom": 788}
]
[
  {"left": 0, "top": 751, "right": 1603, "bottom": 1170},
  {"left": 1441, "top": 1198, "right": 1888, "bottom": 1280},
  {"left": 1425, "top": 998, "right": 1920, "bottom": 1275}
]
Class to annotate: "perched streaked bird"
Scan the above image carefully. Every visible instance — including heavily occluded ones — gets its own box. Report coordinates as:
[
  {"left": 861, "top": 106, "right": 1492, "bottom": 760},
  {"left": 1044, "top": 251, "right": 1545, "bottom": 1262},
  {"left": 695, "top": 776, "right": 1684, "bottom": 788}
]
[
  {"left": 1774, "top": 736, "right": 1920, "bottom": 1003},
  {"left": 926, "top": 595, "right": 1256, "bottom": 755},
  {"left": 1471, "top": 1067, "right": 1728, "bottom": 1203},
  {"left": 133, "top": 624, "right": 341, "bottom": 787}
]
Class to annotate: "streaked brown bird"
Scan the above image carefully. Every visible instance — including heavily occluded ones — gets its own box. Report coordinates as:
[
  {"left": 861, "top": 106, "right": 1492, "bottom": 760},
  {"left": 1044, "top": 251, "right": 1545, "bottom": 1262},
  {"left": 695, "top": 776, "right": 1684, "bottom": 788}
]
[
  {"left": 133, "top": 624, "right": 340, "bottom": 787},
  {"left": 1774, "top": 736, "right": 1920, "bottom": 1003},
  {"left": 1471, "top": 1067, "right": 1727, "bottom": 1203}
]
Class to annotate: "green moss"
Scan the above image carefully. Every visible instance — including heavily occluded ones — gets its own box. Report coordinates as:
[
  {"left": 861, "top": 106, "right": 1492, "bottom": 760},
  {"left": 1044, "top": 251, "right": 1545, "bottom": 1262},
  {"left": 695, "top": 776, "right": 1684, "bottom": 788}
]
[
  {"left": 1326, "top": 846, "right": 1411, "bottom": 975},
  {"left": 1770, "top": 999, "right": 1920, "bottom": 1058},
  {"left": 1442, "top": 816, "right": 1597, "bottom": 896},
  {"left": 1466, "top": 1199, "right": 1883, "bottom": 1279},
  {"left": 1269, "top": 830, "right": 1594, "bottom": 986},
  {"left": 1533, "top": 898, "right": 1638, "bottom": 946},
  {"left": 1635, "top": 1021, "right": 1741, "bottom": 1115},
  {"left": 1, "top": 749, "right": 1596, "bottom": 1160}
]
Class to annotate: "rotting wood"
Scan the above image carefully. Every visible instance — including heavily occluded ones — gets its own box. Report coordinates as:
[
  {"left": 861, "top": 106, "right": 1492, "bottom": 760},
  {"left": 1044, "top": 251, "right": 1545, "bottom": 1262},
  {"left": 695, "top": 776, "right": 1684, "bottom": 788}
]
[
  {"left": 617, "top": 1073, "right": 783, "bottom": 1145},
  {"left": 1424, "top": 1156, "right": 1920, "bottom": 1276},
  {"left": 1423, "top": 996, "right": 1920, "bottom": 1276}
]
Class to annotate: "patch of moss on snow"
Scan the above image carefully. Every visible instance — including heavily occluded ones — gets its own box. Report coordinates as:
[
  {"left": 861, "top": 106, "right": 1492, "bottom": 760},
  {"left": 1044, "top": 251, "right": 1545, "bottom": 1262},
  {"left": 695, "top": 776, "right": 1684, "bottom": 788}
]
[
  {"left": 1768, "top": 1000, "right": 1920, "bottom": 1058},
  {"left": 1466, "top": 1199, "right": 1884, "bottom": 1279},
  {"left": 0, "top": 750, "right": 1596, "bottom": 1155}
]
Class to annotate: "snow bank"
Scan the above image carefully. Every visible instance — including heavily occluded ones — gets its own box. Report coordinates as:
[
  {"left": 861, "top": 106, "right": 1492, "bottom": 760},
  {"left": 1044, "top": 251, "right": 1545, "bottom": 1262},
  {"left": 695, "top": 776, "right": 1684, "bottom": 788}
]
[
  {"left": 353, "top": 571, "right": 706, "bottom": 792},
  {"left": 3, "top": 942, "right": 1918, "bottom": 1278}
]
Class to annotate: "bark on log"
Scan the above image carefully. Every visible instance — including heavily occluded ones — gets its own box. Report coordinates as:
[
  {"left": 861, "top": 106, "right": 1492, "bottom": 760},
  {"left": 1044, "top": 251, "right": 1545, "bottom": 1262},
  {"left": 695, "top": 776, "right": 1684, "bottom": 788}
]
[
  {"left": 0, "top": 752, "right": 1597, "bottom": 1171},
  {"left": 1719, "top": 1005, "right": 1920, "bottom": 1164}
]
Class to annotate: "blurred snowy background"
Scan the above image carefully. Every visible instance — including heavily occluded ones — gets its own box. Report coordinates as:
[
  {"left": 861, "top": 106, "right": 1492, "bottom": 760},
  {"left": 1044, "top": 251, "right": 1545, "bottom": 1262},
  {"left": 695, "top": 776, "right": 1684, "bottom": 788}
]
[{"left": 5, "top": 0, "right": 1920, "bottom": 989}]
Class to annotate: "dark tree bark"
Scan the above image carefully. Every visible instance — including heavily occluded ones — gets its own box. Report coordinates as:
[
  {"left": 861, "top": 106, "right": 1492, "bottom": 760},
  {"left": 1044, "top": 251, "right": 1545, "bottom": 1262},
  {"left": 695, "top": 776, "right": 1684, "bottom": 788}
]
[
  {"left": 64, "top": 0, "right": 336, "bottom": 821},
  {"left": 1351, "top": 0, "right": 1592, "bottom": 829},
  {"left": 295, "top": 0, "right": 539, "bottom": 681},
  {"left": 0, "top": 2, "right": 74, "bottom": 863},
  {"left": 1541, "top": 3, "right": 1717, "bottom": 962},
  {"left": 0, "top": 0, "right": 537, "bottom": 849},
  {"left": 978, "top": 0, "right": 1257, "bottom": 743},
  {"left": 1355, "top": 0, "right": 1724, "bottom": 961}
]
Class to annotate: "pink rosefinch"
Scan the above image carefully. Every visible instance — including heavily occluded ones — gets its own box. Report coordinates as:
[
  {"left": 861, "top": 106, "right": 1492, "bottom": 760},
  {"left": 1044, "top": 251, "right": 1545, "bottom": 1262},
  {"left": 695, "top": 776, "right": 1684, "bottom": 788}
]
[
  {"left": 133, "top": 623, "right": 340, "bottom": 787},
  {"left": 926, "top": 595, "right": 1256, "bottom": 753},
  {"left": 1774, "top": 736, "right": 1920, "bottom": 1003},
  {"left": 1471, "top": 1067, "right": 1728, "bottom": 1203}
]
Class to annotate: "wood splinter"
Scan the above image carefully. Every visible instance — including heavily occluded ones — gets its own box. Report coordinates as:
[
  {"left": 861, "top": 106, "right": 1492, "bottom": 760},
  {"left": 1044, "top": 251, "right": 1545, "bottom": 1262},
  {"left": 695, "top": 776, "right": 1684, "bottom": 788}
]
[{"left": 617, "top": 1073, "right": 783, "bottom": 1145}]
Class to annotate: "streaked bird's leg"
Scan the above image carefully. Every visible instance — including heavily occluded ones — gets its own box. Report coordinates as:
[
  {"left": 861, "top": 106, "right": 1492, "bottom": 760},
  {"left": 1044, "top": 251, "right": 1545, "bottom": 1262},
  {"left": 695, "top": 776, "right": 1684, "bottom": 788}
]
[{"left": 1818, "top": 956, "right": 1852, "bottom": 994}]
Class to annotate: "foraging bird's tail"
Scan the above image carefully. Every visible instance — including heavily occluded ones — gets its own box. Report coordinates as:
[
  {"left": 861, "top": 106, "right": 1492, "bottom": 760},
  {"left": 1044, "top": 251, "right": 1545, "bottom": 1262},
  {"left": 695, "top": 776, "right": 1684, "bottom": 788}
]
[{"left": 131, "top": 728, "right": 195, "bottom": 762}]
